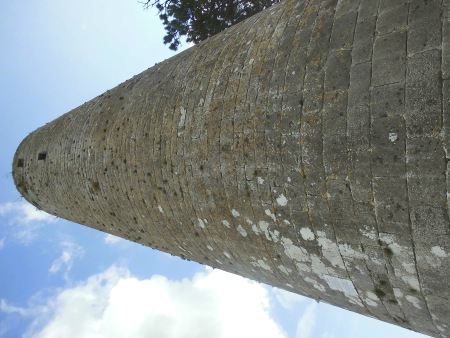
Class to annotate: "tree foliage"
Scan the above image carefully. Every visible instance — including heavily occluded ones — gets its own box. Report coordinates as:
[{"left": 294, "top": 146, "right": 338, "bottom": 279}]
[{"left": 143, "top": 0, "right": 280, "bottom": 50}]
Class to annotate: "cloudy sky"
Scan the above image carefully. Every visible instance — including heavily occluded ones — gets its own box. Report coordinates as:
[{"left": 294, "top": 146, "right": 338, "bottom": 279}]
[{"left": 0, "top": 1, "right": 430, "bottom": 337}]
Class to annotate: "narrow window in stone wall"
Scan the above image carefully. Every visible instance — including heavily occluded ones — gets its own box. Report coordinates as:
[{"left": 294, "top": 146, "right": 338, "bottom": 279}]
[
  {"left": 38, "top": 152, "right": 47, "bottom": 160},
  {"left": 17, "top": 159, "right": 24, "bottom": 167}
]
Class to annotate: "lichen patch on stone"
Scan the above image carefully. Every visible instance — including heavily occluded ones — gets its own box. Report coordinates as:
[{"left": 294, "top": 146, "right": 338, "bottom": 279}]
[
  {"left": 231, "top": 209, "right": 240, "bottom": 217},
  {"left": 431, "top": 246, "right": 448, "bottom": 258},
  {"left": 300, "top": 227, "right": 315, "bottom": 241},
  {"left": 198, "top": 218, "right": 206, "bottom": 228},
  {"left": 276, "top": 194, "right": 288, "bottom": 206},
  {"left": 237, "top": 225, "right": 248, "bottom": 237}
]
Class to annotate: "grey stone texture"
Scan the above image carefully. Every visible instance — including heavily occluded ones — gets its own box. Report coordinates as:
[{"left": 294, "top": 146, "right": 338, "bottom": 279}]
[{"left": 12, "top": 0, "right": 450, "bottom": 336}]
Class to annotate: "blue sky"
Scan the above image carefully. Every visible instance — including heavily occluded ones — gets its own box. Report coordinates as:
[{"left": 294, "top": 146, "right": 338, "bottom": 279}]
[{"left": 0, "top": 1, "right": 430, "bottom": 337}]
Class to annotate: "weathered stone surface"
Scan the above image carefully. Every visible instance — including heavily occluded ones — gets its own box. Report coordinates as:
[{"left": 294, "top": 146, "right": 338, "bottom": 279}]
[{"left": 12, "top": 0, "right": 450, "bottom": 337}]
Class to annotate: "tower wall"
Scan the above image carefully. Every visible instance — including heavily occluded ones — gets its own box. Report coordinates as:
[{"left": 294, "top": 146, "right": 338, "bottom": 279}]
[{"left": 13, "top": 0, "right": 450, "bottom": 336}]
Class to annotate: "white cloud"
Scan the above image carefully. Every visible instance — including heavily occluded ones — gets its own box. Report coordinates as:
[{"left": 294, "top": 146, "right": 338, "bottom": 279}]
[
  {"left": 321, "top": 332, "right": 336, "bottom": 338},
  {"left": 0, "top": 201, "right": 54, "bottom": 223},
  {"left": 0, "top": 299, "right": 29, "bottom": 316},
  {"left": 48, "top": 241, "right": 84, "bottom": 278},
  {"left": 0, "top": 238, "right": 4, "bottom": 250},
  {"left": 0, "top": 201, "right": 55, "bottom": 244},
  {"left": 272, "top": 287, "right": 307, "bottom": 310},
  {"left": 104, "top": 234, "right": 123, "bottom": 245},
  {"left": 23, "top": 266, "right": 286, "bottom": 338},
  {"left": 295, "top": 301, "right": 317, "bottom": 338}
]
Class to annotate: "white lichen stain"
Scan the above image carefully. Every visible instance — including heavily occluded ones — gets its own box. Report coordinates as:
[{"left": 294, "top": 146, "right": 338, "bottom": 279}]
[
  {"left": 431, "top": 246, "right": 448, "bottom": 258},
  {"left": 258, "top": 221, "right": 280, "bottom": 242},
  {"left": 224, "top": 251, "right": 231, "bottom": 259},
  {"left": 305, "top": 276, "right": 325, "bottom": 292},
  {"left": 252, "top": 223, "right": 260, "bottom": 235},
  {"left": 323, "top": 275, "right": 359, "bottom": 298},
  {"left": 401, "top": 275, "right": 420, "bottom": 290},
  {"left": 222, "top": 220, "right": 231, "bottom": 228},
  {"left": 178, "top": 107, "right": 186, "bottom": 136},
  {"left": 366, "top": 291, "right": 381, "bottom": 306},
  {"left": 365, "top": 298, "right": 378, "bottom": 307},
  {"left": 257, "top": 177, "right": 264, "bottom": 184},
  {"left": 258, "top": 221, "right": 269, "bottom": 234},
  {"left": 158, "top": 205, "right": 164, "bottom": 214},
  {"left": 215, "top": 259, "right": 223, "bottom": 265},
  {"left": 437, "top": 325, "right": 446, "bottom": 333},
  {"left": 265, "top": 209, "right": 277, "bottom": 221},
  {"left": 425, "top": 246, "right": 448, "bottom": 268},
  {"left": 207, "top": 245, "right": 214, "bottom": 251},
  {"left": 393, "top": 288, "right": 403, "bottom": 298},
  {"left": 296, "top": 262, "right": 311, "bottom": 273},
  {"left": 251, "top": 259, "right": 272, "bottom": 271},
  {"left": 402, "top": 262, "right": 416, "bottom": 274},
  {"left": 360, "top": 227, "right": 377, "bottom": 241},
  {"left": 276, "top": 194, "right": 288, "bottom": 206},
  {"left": 379, "top": 234, "right": 421, "bottom": 287},
  {"left": 405, "top": 295, "right": 422, "bottom": 309},
  {"left": 278, "top": 265, "right": 292, "bottom": 275},
  {"left": 378, "top": 233, "right": 403, "bottom": 255},
  {"left": 287, "top": 177, "right": 291, "bottom": 182},
  {"left": 425, "top": 254, "right": 442, "bottom": 268},
  {"left": 310, "top": 255, "right": 329, "bottom": 276},
  {"left": 338, "top": 243, "right": 367, "bottom": 260},
  {"left": 198, "top": 218, "right": 206, "bottom": 229},
  {"left": 286, "top": 283, "right": 293, "bottom": 288},
  {"left": 272, "top": 230, "right": 280, "bottom": 241},
  {"left": 281, "top": 237, "right": 309, "bottom": 262},
  {"left": 231, "top": 209, "right": 240, "bottom": 217},
  {"left": 300, "top": 227, "right": 315, "bottom": 241},
  {"left": 316, "top": 231, "right": 346, "bottom": 269},
  {"left": 237, "top": 225, "right": 248, "bottom": 237},
  {"left": 389, "top": 132, "right": 398, "bottom": 142},
  {"left": 283, "top": 219, "right": 291, "bottom": 225}
]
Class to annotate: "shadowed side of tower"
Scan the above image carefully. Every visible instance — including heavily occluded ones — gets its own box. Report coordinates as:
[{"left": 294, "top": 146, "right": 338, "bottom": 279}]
[{"left": 13, "top": 0, "right": 450, "bottom": 336}]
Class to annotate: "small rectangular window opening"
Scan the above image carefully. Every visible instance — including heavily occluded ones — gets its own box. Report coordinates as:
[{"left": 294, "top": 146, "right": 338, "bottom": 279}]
[
  {"left": 17, "top": 159, "right": 24, "bottom": 167},
  {"left": 38, "top": 152, "right": 47, "bottom": 161}
]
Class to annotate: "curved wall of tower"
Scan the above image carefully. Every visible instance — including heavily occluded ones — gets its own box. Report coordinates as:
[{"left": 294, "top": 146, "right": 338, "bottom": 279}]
[{"left": 13, "top": 0, "right": 450, "bottom": 336}]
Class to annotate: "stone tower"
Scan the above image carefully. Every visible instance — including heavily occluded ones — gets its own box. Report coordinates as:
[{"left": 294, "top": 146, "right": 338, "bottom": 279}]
[{"left": 13, "top": 0, "right": 450, "bottom": 336}]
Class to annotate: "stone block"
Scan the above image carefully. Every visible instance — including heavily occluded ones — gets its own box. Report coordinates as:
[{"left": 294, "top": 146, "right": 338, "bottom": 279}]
[
  {"left": 358, "top": 0, "right": 380, "bottom": 21},
  {"left": 409, "top": 0, "right": 442, "bottom": 23},
  {"left": 322, "top": 90, "right": 348, "bottom": 136},
  {"left": 327, "top": 179, "right": 354, "bottom": 220},
  {"left": 323, "top": 135, "right": 349, "bottom": 178},
  {"left": 373, "top": 177, "right": 410, "bottom": 233},
  {"left": 371, "top": 116, "right": 406, "bottom": 177},
  {"left": 376, "top": 3, "right": 409, "bottom": 35},
  {"left": 372, "top": 30, "right": 407, "bottom": 86},
  {"left": 406, "top": 50, "right": 441, "bottom": 115},
  {"left": 370, "top": 82, "right": 405, "bottom": 118},
  {"left": 407, "top": 176, "right": 446, "bottom": 207},
  {"left": 324, "top": 50, "right": 352, "bottom": 91},
  {"left": 410, "top": 204, "right": 449, "bottom": 241},
  {"left": 443, "top": 21, "right": 450, "bottom": 79},
  {"left": 348, "top": 62, "right": 371, "bottom": 108},
  {"left": 406, "top": 136, "right": 446, "bottom": 177},
  {"left": 407, "top": 17, "right": 441, "bottom": 56},
  {"left": 329, "top": 11, "right": 357, "bottom": 50}
]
